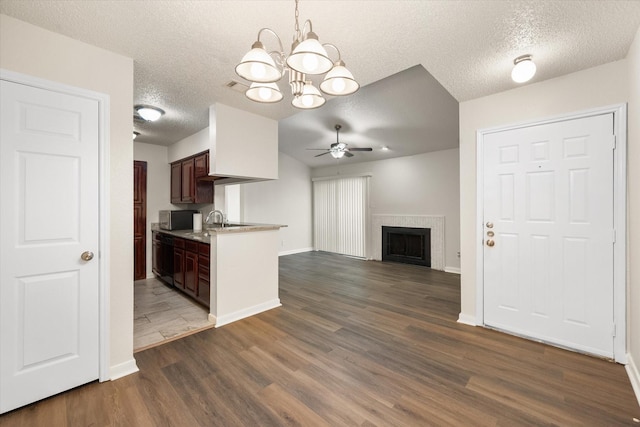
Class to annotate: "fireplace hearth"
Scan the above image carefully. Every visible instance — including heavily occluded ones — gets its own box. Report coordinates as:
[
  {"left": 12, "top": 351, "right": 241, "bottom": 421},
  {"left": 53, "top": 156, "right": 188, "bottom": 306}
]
[{"left": 382, "top": 226, "right": 431, "bottom": 267}]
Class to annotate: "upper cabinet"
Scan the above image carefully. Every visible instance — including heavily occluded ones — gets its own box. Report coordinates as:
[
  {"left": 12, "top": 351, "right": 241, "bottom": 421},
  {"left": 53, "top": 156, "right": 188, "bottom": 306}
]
[
  {"left": 170, "top": 162, "right": 182, "bottom": 204},
  {"left": 171, "top": 151, "right": 213, "bottom": 204}
]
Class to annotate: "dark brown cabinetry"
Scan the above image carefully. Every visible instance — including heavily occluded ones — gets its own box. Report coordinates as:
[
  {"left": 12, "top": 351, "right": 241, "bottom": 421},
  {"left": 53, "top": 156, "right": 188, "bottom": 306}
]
[
  {"left": 170, "top": 162, "right": 182, "bottom": 204},
  {"left": 170, "top": 151, "right": 213, "bottom": 204},
  {"left": 194, "top": 152, "right": 208, "bottom": 178},
  {"left": 181, "top": 158, "right": 195, "bottom": 203},
  {"left": 173, "top": 238, "right": 185, "bottom": 289},
  {"left": 197, "top": 243, "right": 210, "bottom": 307},
  {"left": 153, "top": 231, "right": 210, "bottom": 308},
  {"left": 184, "top": 240, "right": 198, "bottom": 298}
]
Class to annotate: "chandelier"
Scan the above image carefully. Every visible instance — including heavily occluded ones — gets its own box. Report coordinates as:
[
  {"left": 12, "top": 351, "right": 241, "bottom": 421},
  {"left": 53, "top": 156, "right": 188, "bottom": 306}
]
[{"left": 235, "top": 0, "right": 359, "bottom": 109}]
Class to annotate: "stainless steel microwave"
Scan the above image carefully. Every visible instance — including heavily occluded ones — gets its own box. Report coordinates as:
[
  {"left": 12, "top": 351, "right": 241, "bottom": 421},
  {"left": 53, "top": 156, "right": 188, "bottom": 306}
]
[{"left": 159, "top": 210, "right": 198, "bottom": 230}]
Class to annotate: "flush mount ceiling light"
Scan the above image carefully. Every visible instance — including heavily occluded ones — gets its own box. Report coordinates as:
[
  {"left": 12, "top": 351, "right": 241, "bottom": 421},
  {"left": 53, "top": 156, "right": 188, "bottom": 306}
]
[
  {"left": 235, "top": 0, "right": 359, "bottom": 109},
  {"left": 135, "top": 105, "right": 165, "bottom": 122},
  {"left": 511, "top": 55, "right": 537, "bottom": 83}
]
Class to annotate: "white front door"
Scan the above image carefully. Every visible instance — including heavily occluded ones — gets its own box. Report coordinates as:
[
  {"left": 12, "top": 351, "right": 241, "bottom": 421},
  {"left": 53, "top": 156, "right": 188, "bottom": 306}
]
[
  {"left": 0, "top": 80, "right": 100, "bottom": 413},
  {"left": 483, "top": 113, "right": 615, "bottom": 358}
]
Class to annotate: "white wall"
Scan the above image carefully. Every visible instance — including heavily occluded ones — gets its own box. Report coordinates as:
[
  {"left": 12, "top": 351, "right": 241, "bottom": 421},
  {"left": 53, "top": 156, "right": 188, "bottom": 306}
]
[
  {"left": 133, "top": 142, "right": 174, "bottom": 278},
  {"left": 0, "top": 15, "right": 136, "bottom": 377},
  {"left": 627, "top": 27, "right": 640, "bottom": 387},
  {"left": 312, "top": 148, "right": 461, "bottom": 270},
  {"left": 210, "top": 103, "right": 278, "bottom": 180},
  {"left": 242, "top": 152, "right": 313, "bottom": 255},
  {"left": 167, "top": 127, "right": 209, "bottom": 163},
  {"left": 459, "top": 60, "right": 628, "bottom": 319}
]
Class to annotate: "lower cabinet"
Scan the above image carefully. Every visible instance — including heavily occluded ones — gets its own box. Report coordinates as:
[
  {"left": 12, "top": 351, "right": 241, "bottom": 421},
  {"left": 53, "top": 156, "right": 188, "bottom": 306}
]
[
  {"left": 154, "top": 233, "right": 211, "bottom": 308},
  {"left": 184, "top": 240, "right": 198, "bottom": 298},
  {"left": 173, "top": 238, "right": 185, "bottom": 289},
  {"left": 197, "top": 243, "right": 210, "bottom": 307}
]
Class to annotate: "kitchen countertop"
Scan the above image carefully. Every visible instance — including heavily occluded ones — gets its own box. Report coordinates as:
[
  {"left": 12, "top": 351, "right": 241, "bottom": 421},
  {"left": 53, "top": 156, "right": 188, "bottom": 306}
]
[{"left": 151, "top": 222, "right": 286, "bottom": 243}]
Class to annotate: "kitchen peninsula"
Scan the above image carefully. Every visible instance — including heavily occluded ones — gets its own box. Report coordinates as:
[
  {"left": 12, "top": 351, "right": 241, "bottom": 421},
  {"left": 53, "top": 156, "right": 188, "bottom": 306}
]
[{"left": 152, "top": 222, "right": 285, "bottom": 327}]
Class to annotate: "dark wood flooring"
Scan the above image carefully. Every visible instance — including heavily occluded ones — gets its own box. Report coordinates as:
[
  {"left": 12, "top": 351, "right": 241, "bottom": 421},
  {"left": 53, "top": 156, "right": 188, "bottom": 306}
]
[{"left": 2, "top": 251, "right": 639, "bottom": 426}]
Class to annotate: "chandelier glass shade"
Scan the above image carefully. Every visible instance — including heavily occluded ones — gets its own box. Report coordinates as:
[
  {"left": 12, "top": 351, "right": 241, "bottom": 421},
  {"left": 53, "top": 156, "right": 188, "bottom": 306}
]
[
  {"left": 235, "top": 0, "right": 359, "bottom": 109},
  {"left": 319, "top": 60, "right": 359, "bottom": 95},
  {"left": 246, "top": 82, "right": 284, "bottom": 103},
  {"left": 291, "top": 81, "right": 326, "bottom": 109}
]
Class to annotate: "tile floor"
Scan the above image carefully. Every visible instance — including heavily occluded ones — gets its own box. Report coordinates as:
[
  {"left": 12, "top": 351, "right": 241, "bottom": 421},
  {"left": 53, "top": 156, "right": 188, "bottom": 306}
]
[{"left": 134, "top": 277, "right": 214, "bottom": 351}]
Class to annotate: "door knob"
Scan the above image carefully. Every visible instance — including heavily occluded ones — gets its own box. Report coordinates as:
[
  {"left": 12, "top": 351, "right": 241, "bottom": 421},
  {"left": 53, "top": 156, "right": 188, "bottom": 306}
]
[
  {"left": 81, "top": 251, "right": 94, "bottom": 261},
  {"left": 486, "top": 240, "right": 495, "bottom": 247},
  {"left": 486, "top": 222, "right": 494, "bottom": 228}
]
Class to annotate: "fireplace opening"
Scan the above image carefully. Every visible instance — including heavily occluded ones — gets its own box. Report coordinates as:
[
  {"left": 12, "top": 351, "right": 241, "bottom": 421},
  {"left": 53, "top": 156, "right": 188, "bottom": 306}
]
[{"left": 382, "top": 226, "right": 431, "bottom": 267}]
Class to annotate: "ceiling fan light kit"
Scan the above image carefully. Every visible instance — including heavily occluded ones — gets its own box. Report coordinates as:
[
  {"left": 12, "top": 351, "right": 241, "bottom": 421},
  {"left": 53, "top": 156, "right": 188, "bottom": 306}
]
[
  {"left": 235, "top": 0, "right": 359, "bottom": 109},
  {"left": 309, "top": 124, "right": 374, "bottom": 159}
]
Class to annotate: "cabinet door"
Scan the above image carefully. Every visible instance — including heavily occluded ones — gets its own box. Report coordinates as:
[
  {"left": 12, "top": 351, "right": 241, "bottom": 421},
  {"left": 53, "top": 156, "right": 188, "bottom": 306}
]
[
  {"left": 194, "top": 152, "right": 208, "bottom": 178},
  {"left": 170, "top": 162, "right": 182, "bottom": 203},
  {"left": 173, "top": 247, "right": 185, "bottom": 289},
  {"left": 184, "top": 250, "right": 198, "bottom": 297},
  {"left": 181, "top": 158, "right": 195, "bottom": 203},
  {"left": 197, "top": 243, "right": 210, "bottom": 307},
  {"left": 194, "top": 153, "right": 214, "bottom": 204}
]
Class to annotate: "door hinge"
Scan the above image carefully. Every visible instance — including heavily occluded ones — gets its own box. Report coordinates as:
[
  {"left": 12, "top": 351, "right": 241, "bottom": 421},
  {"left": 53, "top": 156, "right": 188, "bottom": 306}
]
[
  {"left": 613, "top": 324, "right": 617, "bottom": 337},
  {"left": 613, "top": 229, "right": 617, "bottom": 243},
  {"left": 612, "top": 136, "right": 617, "bottom": 150}
]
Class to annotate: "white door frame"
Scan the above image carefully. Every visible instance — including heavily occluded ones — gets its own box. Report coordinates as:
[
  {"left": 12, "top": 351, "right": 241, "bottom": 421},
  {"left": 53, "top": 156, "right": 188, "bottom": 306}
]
[
  {"left": 0, "top": 69, "right": 111, "bottom": 380},
  {"left": 475, "top": 104, "right": 627, "bottom": 364}
]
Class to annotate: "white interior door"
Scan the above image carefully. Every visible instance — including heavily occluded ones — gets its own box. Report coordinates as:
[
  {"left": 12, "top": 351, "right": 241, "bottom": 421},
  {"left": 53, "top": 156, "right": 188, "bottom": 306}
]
[
  {"left": 483, "top": 113, "right": 615, "bottom": 358},
  {"left": 0, "top": 80, "right": 100, "bottom": 413}
]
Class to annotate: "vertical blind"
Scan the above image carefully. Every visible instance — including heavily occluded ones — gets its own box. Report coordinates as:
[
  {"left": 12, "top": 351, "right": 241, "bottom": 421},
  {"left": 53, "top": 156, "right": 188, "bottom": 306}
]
[{"left": 313, "top": 176, "right": 369, "bottom": 258}]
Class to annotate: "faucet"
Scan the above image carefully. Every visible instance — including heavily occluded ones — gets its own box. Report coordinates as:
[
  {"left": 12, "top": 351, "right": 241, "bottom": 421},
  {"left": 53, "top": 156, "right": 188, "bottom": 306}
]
[{"left": 205, "top": 209, "right": 225, "bottom": 225}]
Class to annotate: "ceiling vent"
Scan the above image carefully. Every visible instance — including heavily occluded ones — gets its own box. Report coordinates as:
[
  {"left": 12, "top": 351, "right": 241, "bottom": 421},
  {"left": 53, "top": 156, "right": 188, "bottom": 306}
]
[{"left": 225, "top": 80, "right": 248, "bottom": 93}]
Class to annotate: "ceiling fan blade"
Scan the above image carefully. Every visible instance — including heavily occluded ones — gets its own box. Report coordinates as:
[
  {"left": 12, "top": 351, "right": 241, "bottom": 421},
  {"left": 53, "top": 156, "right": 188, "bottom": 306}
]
[
  {"left": 307, "top": 148, "right": 330, "bottom": 150},
  {"left": 349, "top": 147, "right": 373, "bottom": 151},
  {"left": 314, "top": 151, "right": 331, "bottom": 157},
  {"left": 344, "top": 151, "right": 354, "bottom": 158}
]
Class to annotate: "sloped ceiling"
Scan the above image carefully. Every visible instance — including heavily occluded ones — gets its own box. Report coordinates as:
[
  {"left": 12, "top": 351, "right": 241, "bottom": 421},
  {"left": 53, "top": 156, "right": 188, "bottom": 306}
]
[{"left": 1, "top": 1, "right": 639, "bottom": 166}]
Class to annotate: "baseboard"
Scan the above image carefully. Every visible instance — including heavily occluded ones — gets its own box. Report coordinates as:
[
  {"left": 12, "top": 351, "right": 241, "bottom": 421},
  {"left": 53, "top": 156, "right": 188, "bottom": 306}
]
[
  {"left": 626, "top": 353, "right": 640, "bottom": 407},
  {"left": 457, "top": 313, "right": 477, "bottom": 326},
  {"left": 444, "top": 266, "right": 461, "bottom": 274},
  {"left": 279, "top": 247, "right": 313, "bottom": 257},
  {"left": 146, "top": 273, "right": 155, "bottom": 279},
  {"left": 110, "top": 358, "right": 139, "bottom": 381},
  {"left": 215, "top": 299, "right": 282, "bottom": 328}
]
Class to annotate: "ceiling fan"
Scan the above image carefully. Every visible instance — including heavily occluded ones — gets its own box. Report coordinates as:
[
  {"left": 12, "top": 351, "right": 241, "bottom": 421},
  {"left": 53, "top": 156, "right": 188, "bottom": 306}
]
[{"left": 308, "top": 124, "right": 373, "bottom": 159}]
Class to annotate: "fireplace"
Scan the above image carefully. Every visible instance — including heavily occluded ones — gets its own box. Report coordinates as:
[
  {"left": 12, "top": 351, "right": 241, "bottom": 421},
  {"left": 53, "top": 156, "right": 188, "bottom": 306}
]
[{"left": 382, "top": 226, "right": 431, "bottom": 267}]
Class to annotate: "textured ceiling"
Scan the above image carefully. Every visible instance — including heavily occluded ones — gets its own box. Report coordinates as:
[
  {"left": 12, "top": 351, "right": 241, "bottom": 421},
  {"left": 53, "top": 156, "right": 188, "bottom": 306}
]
[{"left": 1, "top": 1, "right": 639, "bottom": 166}]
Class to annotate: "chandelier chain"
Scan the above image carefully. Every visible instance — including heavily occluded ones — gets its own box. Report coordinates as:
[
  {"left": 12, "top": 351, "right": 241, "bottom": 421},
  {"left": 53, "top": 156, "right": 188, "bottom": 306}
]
[{"left": 294, "top": 0, "right": 301, "bottom": 42}]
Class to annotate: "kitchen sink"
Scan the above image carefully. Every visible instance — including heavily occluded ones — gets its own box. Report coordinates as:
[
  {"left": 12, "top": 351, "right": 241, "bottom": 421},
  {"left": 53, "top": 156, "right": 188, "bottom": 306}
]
[{"left": 206, "top": 223, "right": 247, "bottom": 229}]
